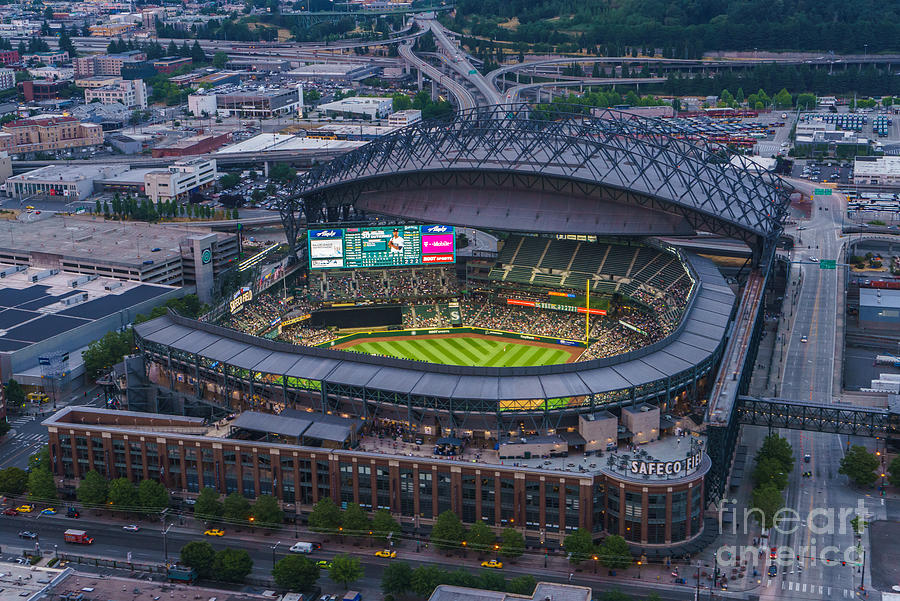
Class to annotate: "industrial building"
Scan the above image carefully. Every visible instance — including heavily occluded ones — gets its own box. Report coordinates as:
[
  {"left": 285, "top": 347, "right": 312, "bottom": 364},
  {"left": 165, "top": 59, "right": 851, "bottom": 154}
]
[
  {"left": 217, "top": 133, "right": 366, "bottom": 154},
  {"left": 318, "top": 96, "right": 393, "bottom": 120},
  {"left": 0, "top": 215, "right": 237, "bottom": 303},
  {"left": 0, "top": 265, "right": 179, "bottom": 387},
  {"left": 0, "top": 116, "right": 103, "bottom": 155},
  {"left": 7, "top": 158, "right": 217, "bottom": 203},
  {"left": 151, "top": 132, "right": 231, "bottom": 157},
  {"left": 143, "top": 157, "right": 217, "bottom": 203},
  {"left": 5, "top": 164, "right": 130, "bottom": 200},
  {"left": 859, "top": 287, "right": 900, "bottom": 331},
  {"left": 387, "top": 109, "right": 422, "bottom": 127},
  {"left": 213, "top": 86, "right": 303, "bottom": 118},
  {"left": 84, "top": 78, "right": 147, "bottom": 109},
  {"left": 853, "top": 155, "right": 900, "bottom": 186},
  {"left": 284, "top": 62, "right": 379, "bottom": 82}
]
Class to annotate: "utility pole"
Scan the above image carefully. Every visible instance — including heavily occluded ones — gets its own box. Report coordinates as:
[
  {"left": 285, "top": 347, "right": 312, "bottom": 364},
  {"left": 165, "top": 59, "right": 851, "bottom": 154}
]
[{"left": 162, "top": 523, "right": 174, "bottom": 563}]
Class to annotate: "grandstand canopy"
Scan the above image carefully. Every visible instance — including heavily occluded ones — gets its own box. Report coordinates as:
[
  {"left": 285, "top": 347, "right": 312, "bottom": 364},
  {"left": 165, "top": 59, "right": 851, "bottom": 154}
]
[{"left": 281, "top": 104, "right": 791, "bottom": 264}]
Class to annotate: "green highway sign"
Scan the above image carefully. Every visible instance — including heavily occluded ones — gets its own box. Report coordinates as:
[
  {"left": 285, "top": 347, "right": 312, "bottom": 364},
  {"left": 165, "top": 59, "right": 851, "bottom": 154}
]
[
  {"left": 819, "top": 260, "right": 836, "bottom": 269},
  {"left": 813, "top": 188, "right": 832, "bottom": 196}
]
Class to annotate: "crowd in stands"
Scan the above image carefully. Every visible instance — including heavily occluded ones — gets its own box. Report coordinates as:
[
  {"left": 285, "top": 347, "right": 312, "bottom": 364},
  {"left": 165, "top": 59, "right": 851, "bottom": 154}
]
[
  {"left": 309, "top": 267, "right": 457, "bottom": 301},
  {"left": 221, "top": 293, "right": 287, "bottom": 336}
]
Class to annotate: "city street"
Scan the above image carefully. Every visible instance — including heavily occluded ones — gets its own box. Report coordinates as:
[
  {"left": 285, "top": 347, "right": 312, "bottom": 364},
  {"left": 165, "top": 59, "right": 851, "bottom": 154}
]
[
  {"left": 0, "top": 513, "right": 708, "bottom": 601},
  {"left": 756, "top": 181, "right": 886, "bottom": 600}
]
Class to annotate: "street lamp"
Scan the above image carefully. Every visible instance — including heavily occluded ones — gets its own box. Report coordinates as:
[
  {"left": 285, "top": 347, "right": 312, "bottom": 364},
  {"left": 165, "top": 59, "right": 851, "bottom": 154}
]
[
  {"left": 272, "top": 541, "right": 281, "bottom": 568},
  {"left": 162, "top": 523, "right": 174, "bottom": 563}
]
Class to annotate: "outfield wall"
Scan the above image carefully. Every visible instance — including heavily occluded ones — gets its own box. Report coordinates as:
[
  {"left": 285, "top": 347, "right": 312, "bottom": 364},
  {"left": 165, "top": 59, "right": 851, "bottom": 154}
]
[{"left": 320, "top": 327, "right": 587, "bottom": 349}]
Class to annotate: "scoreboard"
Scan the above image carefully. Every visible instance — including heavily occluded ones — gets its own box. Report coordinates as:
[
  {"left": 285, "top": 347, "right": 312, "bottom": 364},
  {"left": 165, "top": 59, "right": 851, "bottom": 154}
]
[{"left": 308, "top": 224, "right": 456, "bottom": 270}]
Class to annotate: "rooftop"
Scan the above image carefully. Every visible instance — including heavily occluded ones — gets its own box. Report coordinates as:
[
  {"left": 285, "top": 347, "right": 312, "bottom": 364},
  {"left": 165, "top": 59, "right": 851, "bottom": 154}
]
[
  {"left": 428, "top": 582, "right": 591, "bottom": 601},
  {"left": 218, "top": 133, "right": 365, "bottom": 154},
  {"left": 319, "top": 96, "right": 392, "bottom": 109},
  {"left": 49, "top": 570, "right": 274, "bottom": 601},
  {"left": 0, "top": 214, "right": 228, "bottom": 269},
  {"left": 860, "top": 287, "right": 900, "bottom": 309},
  {"left": 0, "top": 562, "right": 68, "bottom": 601},
  {"left": 154, "top": 132, "right": 228, "bottom": 150},
  {"left": 7, "top": 163, "right": 127, "bottom": 183},
  {"left": 0, "top": 264, "right": 175, "bottom": 352},
  {"left": 855, "top": 155, "right": 900, "bottom": 177}
]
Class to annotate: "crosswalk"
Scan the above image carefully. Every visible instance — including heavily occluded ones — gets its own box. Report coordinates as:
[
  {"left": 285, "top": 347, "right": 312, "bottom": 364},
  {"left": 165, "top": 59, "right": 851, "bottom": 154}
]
[
  {"left": 9, "top": 416, "right": 36, "bottom": 428},
  {"left": 16, "top": 433, "right": 48, "bottom": 443},
  {"left": 779, "top": 579, "right": 860, "bottom": 598}
]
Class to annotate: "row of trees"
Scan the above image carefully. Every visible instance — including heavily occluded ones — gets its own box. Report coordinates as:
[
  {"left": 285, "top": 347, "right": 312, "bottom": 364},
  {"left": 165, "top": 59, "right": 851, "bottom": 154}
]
[
  {"left": 194, "top": 487, "right": 285, "bottom": 527},
  {"left": 750, "top": 434, "right": 793, "bottom": 528},
  {"left": 97, "top": 193, "right": 232, "bottom": 223},
  {"left": 381, "top": 561, "right": 537, "bottom": 599},
  {"left": 391, "top": 90, "right": 453, "bottom": 121},
  {"left": 180, "top": 541, "right": 255, "bottom": 582},
  {"left": 0, "top": 448, "right": 57, "bottom": 502},
  {"left": 308, "top": 497, "right": 402, "bottom": 544},
  {"left": 76, "top": 470, "right": 169, "bottom": 512}
]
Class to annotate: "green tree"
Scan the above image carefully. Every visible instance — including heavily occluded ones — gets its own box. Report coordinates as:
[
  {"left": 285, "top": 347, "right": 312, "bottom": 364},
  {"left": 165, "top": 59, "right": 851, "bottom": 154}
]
[
  {"left": 272, "top": 555, "right": 320, "bottom": 591},
  {"left": 329, "top": 554, "right": 363, "bottom": 589},
  {"left": 108, "top": 477, "right": 138, "bottom": 509},
  {"left": 381, "top": 561, "right": 412, "bottom": 596},
  {"left": 252, "top": 494, "right": 283, "bottom": 528},
  {"left": 478, "top": 569, "right": 506, "bottom": 591},
  {"left": 796, "top": 93, "right": 817, "bottom": 109},
  {"left": 563, "top": 528, "right": 595, "bottom": 564},
  {"left": 191, "top": 40, "right": 206, "bottom": 64},
  {"left": 507, "top": 575, "right": 537, "bottom": 595},
  {"left": 76, "top": 470, "right": 109, "bottom": 507},
  {"left": 28, "top": 446, "right": 50, "bottom": 472},
  {"left": 773, "top": 88, "right": 793, "bottom": 109},
  {"left": 213, "top": 51, "right": 229, "bottom": 68},
  {"left": 223, "top": 491, "right": 251, "bottom": 522},
  {"left": 268, "top": 163, "right": 296, "bottom": 185},
  {"left": 467, "top": 520, "right": 496, "bottom": 553},
  {"left": 212, "top": 548, "right": 253, "bottom": 583},
  {"left": 137, "top": 479, "right": 169, "bottom": 513},
  {"left": 410, "top": 564, "right": 444, "bottom": 598},
  {"left": 180, "top": 541, "right": 216, "bottom": 578},
  {"left": 195, "top": 487, "right": 224, "bottom": 521},
  {"left": 839, "top": 446, "right": 880, "bottom": 487},
  {"left": 371, "top": 508, "right": 401, "bottom": 543},
  {"left": 231, "top": 208, "right": 239, "bottom": 220},
  {"left": 392, "top": 93, "right": 412, "bottom": 111},
  {"left": 431, "top": 510, "right": 466, "bottom": 551},
  {"left": 82, "top": 330, "right": 133, "bottom": 378},
  {"left": 219, "top": 172, "right": 240, "bottom": 189},
  {"left": 341, "top": 502, "right": 371, "bottom": 538},
  {"left": 750, "top": 483, "right": 784, "bottom": 529},
  {"left": 308, "top": 497, "right": 342, "bottom": 535},
  {"left": 0, "top": 467, "right": 28, "bottom": 495},
  {"left": 753, "top": 456, "right": 789, "bottom": 490},
  {"left": 597, "top": 534, "right": 631, "bottom": 569},
  {"left": 27, "top": 468, "right": 57, "bottom": 502},
  {"left": 4, "top": 379, "right": 26, "bottom": 409},
  {"left": 756, "top": 433, "right": 794, "bottom": 474},
  {"left": 889, "top": 456, "right": 900, "bottom": 487},
  {"left": 0, "top": 421, "right": 8, "bottom": 438},
  {"left": 499, "top": 527, "right": 525, "bottom": 559}
]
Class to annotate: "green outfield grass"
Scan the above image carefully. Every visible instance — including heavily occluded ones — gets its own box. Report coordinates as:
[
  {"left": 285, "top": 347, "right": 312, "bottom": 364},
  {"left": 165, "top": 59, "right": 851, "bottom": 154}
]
[{"left": 344, "top": 336, "right": 575, "bottom": 367}]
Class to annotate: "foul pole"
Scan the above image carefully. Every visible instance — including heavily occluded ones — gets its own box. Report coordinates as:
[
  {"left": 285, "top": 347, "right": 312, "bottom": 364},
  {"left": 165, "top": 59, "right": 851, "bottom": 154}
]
[{"left": 585, "top": 279, "right": 590, "bottom": 343}]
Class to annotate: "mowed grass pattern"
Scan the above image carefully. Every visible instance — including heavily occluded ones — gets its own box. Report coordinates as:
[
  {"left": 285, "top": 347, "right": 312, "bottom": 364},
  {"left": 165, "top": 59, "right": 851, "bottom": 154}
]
[{"left": 345, "top": 336, "right": 572, "bottom": 367}]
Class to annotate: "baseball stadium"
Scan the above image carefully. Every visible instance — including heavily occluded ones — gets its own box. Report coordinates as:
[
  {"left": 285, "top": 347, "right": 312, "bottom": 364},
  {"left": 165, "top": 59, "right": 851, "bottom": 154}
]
[{"left": 78, "top": 104, "right": 790, "bottom": 549}]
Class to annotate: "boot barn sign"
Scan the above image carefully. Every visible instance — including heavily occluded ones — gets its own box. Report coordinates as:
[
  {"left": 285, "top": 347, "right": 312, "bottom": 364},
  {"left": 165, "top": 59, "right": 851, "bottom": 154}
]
[{"left": 629, "top": 449, "right": 703, "bottom": 477}]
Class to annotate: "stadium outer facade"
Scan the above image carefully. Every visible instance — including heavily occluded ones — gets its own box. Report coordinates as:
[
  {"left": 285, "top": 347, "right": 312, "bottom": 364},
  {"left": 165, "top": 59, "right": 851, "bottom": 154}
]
[{"left": 48, "top": 106, "right": 788, "bottom": 551}]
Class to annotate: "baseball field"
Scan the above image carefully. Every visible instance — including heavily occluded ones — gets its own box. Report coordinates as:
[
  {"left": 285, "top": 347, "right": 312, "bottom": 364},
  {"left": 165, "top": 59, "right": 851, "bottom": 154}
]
[{"left": 336, "top": 333, "right": 581, "bottom": 367}]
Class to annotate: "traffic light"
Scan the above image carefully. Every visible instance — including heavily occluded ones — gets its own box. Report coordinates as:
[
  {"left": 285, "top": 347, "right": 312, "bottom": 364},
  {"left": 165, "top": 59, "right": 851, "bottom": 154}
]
[{"left": 841, "top": 561, "right": 846, "bottom": 566}]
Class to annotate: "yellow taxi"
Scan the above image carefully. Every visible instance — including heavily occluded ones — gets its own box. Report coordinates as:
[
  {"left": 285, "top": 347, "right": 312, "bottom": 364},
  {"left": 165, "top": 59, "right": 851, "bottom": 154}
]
[
  {"left": 204, "top": 529, "right": 225, "bottom": 536},
  {"left": 27, "top": 392, "right": 50, "bottom": 404},
  {"left": 481, "top": 560, "right": 503, "bottom": 569},
  {"left": 374, "top": 549, "right": 397, "bottom": 558},
  {"left": 316, "top": 560, "right": 332, "bottom": 569},
  {"left": 15, "top": 505, "right": 34, "bottom": 513}
]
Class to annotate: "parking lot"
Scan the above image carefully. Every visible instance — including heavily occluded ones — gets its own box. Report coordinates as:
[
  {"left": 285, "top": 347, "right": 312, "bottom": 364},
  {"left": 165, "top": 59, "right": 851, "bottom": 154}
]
[{"left": 790, "top": 161, "right": 854, "bottom": 185}]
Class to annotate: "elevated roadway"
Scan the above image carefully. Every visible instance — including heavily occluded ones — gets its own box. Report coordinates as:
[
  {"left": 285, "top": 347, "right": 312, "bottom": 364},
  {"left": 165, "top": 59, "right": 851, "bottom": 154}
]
[
  {"left": 505, "top": 76, "right": 667, "bottom": 103},
  {"left": 398, "top": 40, "right": 476, "bottom": 110},
  {"left": 416, "top": 17, "right": 501, "bottom": 106}
]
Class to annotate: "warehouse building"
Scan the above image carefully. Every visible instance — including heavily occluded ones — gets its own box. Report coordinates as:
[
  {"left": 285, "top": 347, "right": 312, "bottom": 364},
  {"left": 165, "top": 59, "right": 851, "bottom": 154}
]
[
  {"left": 284, "top": 62, "right": 378, "bottom": 82},
  {"left": 5, "top": 164, "right": 129, "bottom": 200},
  {"left": 859, "top": 287, "right": 900, "bottom": 331},
  {"left": 853, "top": 156, "right": 900, "bottom": 186},
  {"left": 151, "top": 132, "right": 231, "bottom": 157},
  {"left": 318, "top": 96, "right": 393, "bottom": 120}
]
